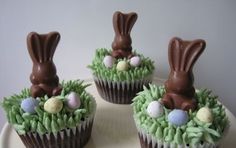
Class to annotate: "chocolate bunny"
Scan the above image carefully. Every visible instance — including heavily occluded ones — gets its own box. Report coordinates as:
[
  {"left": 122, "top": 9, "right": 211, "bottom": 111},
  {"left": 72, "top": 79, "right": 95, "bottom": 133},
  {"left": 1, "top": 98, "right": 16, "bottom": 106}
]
[
  {"left": 111, "top": 11, "right": 138, "bottom": 59},
  {"left": 162, "top": 37, "right": 206, "bottom": 111},
  {"left": 27, "top": 32, "right": 62, "bottom": 98}
]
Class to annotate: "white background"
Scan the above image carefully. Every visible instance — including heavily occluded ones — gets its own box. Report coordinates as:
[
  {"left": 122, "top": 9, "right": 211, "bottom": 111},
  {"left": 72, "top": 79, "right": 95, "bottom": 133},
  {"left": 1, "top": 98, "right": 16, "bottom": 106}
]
[{"left": 0, "top": 0, "right": 236, "bottom": 131}]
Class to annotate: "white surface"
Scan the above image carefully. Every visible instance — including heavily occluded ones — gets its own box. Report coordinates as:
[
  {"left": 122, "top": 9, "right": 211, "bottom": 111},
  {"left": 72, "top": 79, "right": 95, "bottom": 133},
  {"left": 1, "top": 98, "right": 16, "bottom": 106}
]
[
  {"left": 0, "top": 80, "right": 236, "bottom": 148},
  {"left": 1, "top": 0, "right": 236, "bottom": 131}
]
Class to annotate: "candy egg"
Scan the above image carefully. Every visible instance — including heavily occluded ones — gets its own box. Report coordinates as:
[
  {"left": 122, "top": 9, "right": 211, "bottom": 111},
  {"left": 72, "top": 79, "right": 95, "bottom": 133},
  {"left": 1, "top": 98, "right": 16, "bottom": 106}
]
[
  {"left": 116, "top": 61, "right": 129, "bottom": 71},
  {"left": 66, "top": 92, "right": 81, "bottom": 109},
  {"left": 21, "top": 97, "right": 39, "bottom": 114},
  {"left": 147, "top": 101, "right": 164, "bottom": 118},
  {"left": 44, "top": 97, "right": 63, "bottom": 114},
  {"left": 103, "top": 55, "right": 115, "bottom": 68},
  {"left": 196, "top": 107, "right": 213, "bottom": 123},
  {"left": 168, "top": 109, "right": 189, "bottom": 126},
  {"left": 130, "top": 56, "right": 141, "bottom": 67}
]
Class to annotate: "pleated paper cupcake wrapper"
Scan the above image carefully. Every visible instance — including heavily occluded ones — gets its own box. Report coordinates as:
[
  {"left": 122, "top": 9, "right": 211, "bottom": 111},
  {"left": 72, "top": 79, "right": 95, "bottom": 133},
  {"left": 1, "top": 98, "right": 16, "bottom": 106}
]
[
  {"left": 18, "top": 114, "right": 94, "bottom": 148},
  {"left": 137, "top": 128, "right": 219, "bottom": 148},
  {"left": 93, "top": 75, "right": 153, "bottom": 104}
]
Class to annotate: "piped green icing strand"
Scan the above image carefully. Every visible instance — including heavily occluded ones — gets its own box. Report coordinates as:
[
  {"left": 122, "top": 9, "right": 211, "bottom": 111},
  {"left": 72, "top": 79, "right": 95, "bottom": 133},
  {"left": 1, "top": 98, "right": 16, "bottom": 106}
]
[
  {"left": 1, "top": 80, "right": 95, "bottom": 135},
  {"left": 88, "top": 48, "right": 154, "bottom": 81},
  {"left": 132, "top": 84, "right": 228, "bottom": 145}
]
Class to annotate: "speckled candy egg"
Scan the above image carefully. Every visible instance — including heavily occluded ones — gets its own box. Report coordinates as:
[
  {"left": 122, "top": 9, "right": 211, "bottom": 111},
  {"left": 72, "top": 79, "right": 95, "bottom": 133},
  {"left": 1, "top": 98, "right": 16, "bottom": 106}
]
[
  {"left": 196, "top": 107, "right": 213, "bottom": 123},
  {"left": 66, "top": 92, "right": 81, "bottom": 109},
  {"left": 103, "top": 55, "right": 115, "bottom": 68},
  {"left": 130, "top": 56, "right": 141, "bottom": 67},
  {"left": 116, "top": 61, "right": 129, "bottom": 71},
  {"left": 44, "top": 97, "right": 63, "bottom": 114},
  {"left": 168, "top": 109, "right": 189, "bottom": 126},
  {"left": 147, "top": 101, "right": 164, "bottom": 118},
  {"left": 21, "top": 97, "right": 39, "bottom": 114}
]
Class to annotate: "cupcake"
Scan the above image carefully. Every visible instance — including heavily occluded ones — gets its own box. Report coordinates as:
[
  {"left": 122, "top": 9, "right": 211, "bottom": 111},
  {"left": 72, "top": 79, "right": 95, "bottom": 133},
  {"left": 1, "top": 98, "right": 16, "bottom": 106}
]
[
  {"left": 89, "top": 11, "right": 154, "bottom": 104},
  {"left": 1, "top": 32, "right": 96, "bottom": 148},
  {"left": 132, "top": 37, "right": 229, "bottom": 148}
]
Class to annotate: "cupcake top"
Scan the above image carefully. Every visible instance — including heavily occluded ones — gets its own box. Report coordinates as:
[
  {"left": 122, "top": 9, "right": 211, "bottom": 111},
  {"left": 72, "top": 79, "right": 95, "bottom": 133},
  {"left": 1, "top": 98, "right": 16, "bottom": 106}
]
[
  {"left": 89, "top": 11, "right": 154, "bottom": 81},
  {"left": 132, "top": 86, "right": 228, "bottom": 145},
  {"left": 1, "top": 32, "right": 96, "bottom": 135},
  {"left": 132, "top": 37, "right": 229, "bottom": 145}
]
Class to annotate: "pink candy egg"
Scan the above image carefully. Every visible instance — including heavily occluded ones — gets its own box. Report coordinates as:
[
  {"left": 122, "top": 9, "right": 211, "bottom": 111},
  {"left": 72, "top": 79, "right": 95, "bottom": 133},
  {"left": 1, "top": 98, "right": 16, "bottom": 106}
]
[
  {"left": 103, "top": 55, "right": 115, "bottom": 68},
  {"left": 66, "top": 92, "right": 81, "bottom": 109},
  {"left": 130, "top": 56, "right": 141, "bottom": 67}
]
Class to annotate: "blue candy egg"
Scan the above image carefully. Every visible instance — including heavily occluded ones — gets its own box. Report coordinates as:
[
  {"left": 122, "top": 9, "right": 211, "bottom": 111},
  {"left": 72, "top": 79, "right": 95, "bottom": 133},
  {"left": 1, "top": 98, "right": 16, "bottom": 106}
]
[
  {"left": 168, "top": 109, "right": 189, "bottom": 126},
  {"left": 21, "top": 97, "right": 39, "bottom": 114}
]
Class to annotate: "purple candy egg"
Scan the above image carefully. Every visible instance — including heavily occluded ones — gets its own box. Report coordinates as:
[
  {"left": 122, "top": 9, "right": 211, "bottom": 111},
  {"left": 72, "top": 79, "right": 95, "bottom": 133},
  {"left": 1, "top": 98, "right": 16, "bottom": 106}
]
[
  {"left": 130, "top": 56, "right": 141, "bottom": 67},
  {"left": 67, "top": 92, "right": 81, "bottom": 109},
  {"left": 21, "top": 97, "right": 39, "bottom": 114},
  {"left": 168, "top": 109, "right": 189, "bottom": 126},
  {"left": 103, "top": 55, "right": 115, "bottom": 68}
]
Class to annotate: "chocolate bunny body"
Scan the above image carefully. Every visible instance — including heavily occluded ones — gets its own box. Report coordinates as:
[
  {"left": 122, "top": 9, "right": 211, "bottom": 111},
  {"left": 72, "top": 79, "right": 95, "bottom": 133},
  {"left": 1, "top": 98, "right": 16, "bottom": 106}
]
[
  {"left": 162, "top": 37, "right": 206, "bottom": 111},
  {"left": 111, "top": 11, "right": 137, "bottom": 59},
  {"left": 27, "top": 32, "right": 62, "bottom": 98}
]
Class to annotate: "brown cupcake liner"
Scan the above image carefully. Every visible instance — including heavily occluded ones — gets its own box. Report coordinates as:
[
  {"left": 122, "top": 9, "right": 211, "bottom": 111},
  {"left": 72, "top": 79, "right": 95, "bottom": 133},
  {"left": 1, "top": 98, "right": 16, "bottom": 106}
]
[
  {"left": 93, "top": 75, "right": 152, "bottom": 104},
  {"left": 18, "top": 116, "right": 94, "bottom": 148}
]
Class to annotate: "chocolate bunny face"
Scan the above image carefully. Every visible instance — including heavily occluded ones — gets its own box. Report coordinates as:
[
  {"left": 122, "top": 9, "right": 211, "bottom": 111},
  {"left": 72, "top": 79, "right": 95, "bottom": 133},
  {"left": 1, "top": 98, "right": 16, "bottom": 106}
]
[
  {"left": 111, "top": 11, "right": 138, "bottom": 59},
  {"left": 162, "top": 37, "right": 206, "bottom": 111},
  {"left": 27, "top": 32, "right": 62, "bottom": 98}
]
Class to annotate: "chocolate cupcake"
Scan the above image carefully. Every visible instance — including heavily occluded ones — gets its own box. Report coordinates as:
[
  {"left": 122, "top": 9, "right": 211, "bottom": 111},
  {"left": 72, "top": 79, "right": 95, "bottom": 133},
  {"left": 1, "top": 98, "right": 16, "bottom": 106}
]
[
  {"left": 1, "top": 32, "right": 96, "bottom": 148},
  {"left": 89, "top": 11, "right": 154, "bottom": 104},
  {"left": 132, "top": 37, "right": 229, "bottom": 148}
]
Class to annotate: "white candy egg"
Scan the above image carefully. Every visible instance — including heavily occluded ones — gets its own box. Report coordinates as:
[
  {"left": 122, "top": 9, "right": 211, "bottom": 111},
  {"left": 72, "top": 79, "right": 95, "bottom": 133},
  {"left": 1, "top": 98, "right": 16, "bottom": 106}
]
[
  {"left": 116, "top": 61, "right": 129, "bottom": 71},
  {"left": 196, "top": 107, "right": 213, "bottom": 123},
  {"left": 147, "top": 101, "right": 164, "bottom": 118},
  {"left": 130, "top": 56, "right": 141, "bottom": 67},
  {"left": 168, "top": 109, "right": 189, "bottom": 126},
  {"left": 103, "top": 55, "right": 115, "bottom": 68},
  {"left": 67, "top": 92, "right": 81, "bottom": 109},
  {"left": 44, "top": 97, "right": 63, "bottom": 114}
]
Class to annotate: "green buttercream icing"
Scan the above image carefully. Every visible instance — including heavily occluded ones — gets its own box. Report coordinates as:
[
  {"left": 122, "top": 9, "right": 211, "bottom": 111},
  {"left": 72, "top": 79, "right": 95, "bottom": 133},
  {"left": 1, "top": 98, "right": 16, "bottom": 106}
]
[
  {"left": 132, "top": 84, "right": 229, "bottom": 146},
  {"left": 1, "top": 80, "right": 96, "bottom": 135},
  {"left": 88, "top": 48, "right": 154, "bottom": 81}
]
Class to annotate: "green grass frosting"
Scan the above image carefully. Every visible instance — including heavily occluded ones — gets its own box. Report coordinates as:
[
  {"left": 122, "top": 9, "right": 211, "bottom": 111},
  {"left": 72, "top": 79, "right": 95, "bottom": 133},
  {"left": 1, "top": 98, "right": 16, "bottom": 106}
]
[
  {"left": 132, "top": 84, "right": 228, "bottom": 146},
  {"left": 1, "top": 80, "right": 96, "bottom": 135},
  {"left": 88, "top": 48, "right": 155, "bottom": 81}
]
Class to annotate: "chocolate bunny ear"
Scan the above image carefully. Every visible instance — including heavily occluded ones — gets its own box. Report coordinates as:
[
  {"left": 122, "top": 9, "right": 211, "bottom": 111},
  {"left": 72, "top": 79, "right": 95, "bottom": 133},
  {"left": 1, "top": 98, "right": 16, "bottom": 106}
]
[
  {"left": 44, "top": 32, "right": 60, "bottom": 61},
  {"left": 27, "top": 32, "right": 60, "bottom": 63},
  {"left": 181, "top": 39, "right": 205, "bottom": 71},
  {"left": 27, "top": 32, "right": 42, "bottom": 63},
  {"left": 168, "top": 37, "right": 205, "bottom": 72},
  {"left": 113, "top": 11, "right": 137, "bottom": 35},
  {"left": 168, "top": 37, "right": 182, "bottom": 71}
]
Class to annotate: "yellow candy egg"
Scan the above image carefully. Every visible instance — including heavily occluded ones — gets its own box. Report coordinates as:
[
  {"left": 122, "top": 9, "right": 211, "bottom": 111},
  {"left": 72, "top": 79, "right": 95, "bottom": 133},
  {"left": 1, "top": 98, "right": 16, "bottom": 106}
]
[
  {"left": 44, "top": 97, "right": 63, "bottom": 114},
  {"left": 196, "top": 107, "right": 213, "bottom": 123},
  {"left": 116, "top": 61, "right": 129, "bottom": 71}
]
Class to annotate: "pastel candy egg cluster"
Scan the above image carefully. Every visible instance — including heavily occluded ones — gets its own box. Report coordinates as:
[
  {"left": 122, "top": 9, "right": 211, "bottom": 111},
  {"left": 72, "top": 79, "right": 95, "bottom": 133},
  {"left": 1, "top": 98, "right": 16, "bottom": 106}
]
[
  {"left": 168, "top": 109, "right": 189, "bottom": 126},
  {"left": 21, "top": 97, "right": 39, "bottom": 114},
  {"left": 130, "top": 56, "right": 141, "bottom": 67},
  {"left": 103, "top": 55, "right": 142, "bottom": 71},
  {"left": 66, "top": 92, "right": 81, "bottom": 109},
  {"left": 116, "top": 61, "right": 129, "bottom": 71},
  {"left": 196, "top": 107, "right": 213, "bottom": 123},
  {"left": 44, "top": 97, "right": 63, "bottom": 114},
  {"left": 147, "top": 101, "right": 164, "bottom": 118},
  {"left": 103, "top": 55, "right": 115, "bottom": 68}
]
